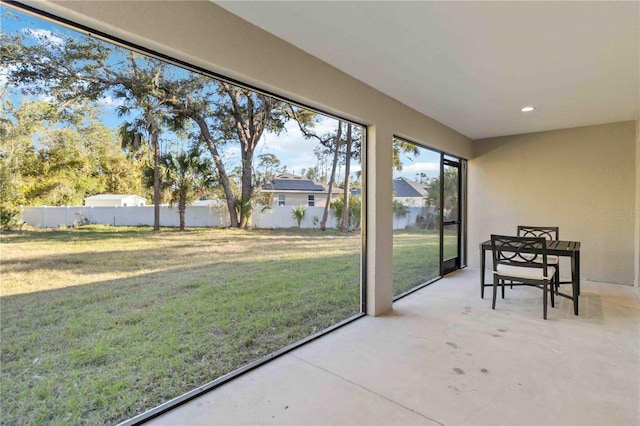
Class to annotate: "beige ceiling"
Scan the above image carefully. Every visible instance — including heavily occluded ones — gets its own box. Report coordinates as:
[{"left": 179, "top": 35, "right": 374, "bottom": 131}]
[{"left": 215, "top": 1, "right": 639, "bottom": 140}]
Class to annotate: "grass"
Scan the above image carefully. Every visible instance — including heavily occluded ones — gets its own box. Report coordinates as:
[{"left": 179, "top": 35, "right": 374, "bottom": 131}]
[
  {"left": 1, "top": 225, "right": 452, "bottom": 425},
  {"left": 392, "top": 228, "right": 458, "bottom": 295}
]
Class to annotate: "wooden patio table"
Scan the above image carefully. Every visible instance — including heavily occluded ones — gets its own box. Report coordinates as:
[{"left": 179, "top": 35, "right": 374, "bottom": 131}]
[{"left": 479, "top": 239, "right": 581, "bottom": 315}]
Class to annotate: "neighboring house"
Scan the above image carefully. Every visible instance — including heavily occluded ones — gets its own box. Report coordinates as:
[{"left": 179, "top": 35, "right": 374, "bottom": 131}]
[
  {"left": 84, "top": 194, "right": 147, "bottom": 207},
  {"left": 393, "top": 177, "right": 430, "bottom": 207},
  {"left": 261, "top": 173, "right": 342, "bottom": 207}
]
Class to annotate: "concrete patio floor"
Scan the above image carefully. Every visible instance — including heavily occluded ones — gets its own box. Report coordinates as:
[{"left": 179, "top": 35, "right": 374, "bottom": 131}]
[{"left": 148, "top": 268, "right": 639, "bottom": 425}]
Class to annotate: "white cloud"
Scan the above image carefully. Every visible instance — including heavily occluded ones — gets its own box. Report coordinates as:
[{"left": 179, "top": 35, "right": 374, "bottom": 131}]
[
  {"left": 256, "top": 115, "right": 343, "bottom": 170},
  {"left": 351, "top": 164, "right": 362, "bottom": 173},
  {"left": 35, "top": 94, "right": 56, "bottom": 104},
  {"left": 394, "top": 161, "right": 440, "bottom": 180},
  {"left": 218, "top": 114, "right": 362, "bottom": 179},
  {"left": 284, "top": 152, "right": 320, "bottom": 174},
  {"left": 222, "top": 145, "right": 241, "bottom": 162},
  {"left": 0, "top": 63, "right": 24, "bottom": 92},
  {"left": 22, "top": 28, "right": 65, "bottom": 46},
  {"left": 97, "top": 95, "right": 126, "bottom": 108}
]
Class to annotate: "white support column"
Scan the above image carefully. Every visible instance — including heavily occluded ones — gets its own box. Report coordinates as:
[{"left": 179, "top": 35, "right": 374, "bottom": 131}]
[
  {"left": 366, "top": 125, "right": 394, "bottom": 316},
  {"left": 634, "top": 118, "right": 640, "bottom": 296}
]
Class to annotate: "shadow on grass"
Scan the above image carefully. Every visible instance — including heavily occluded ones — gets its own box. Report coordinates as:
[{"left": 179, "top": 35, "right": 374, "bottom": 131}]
[
  {"left": 0, "top": 226, "right": 157, "bottom": 244},
  {"left": 2, "top": 226, "right": 449, "bottom": 424},
  {"left": 0, "top": 225, "right": 358, "bottom": 245},
  {"left": 1, "top": 252, "right": 362, "bottom": 425},
  {"left": 2, "top": 231, "right": 361, "bottom": 280}
]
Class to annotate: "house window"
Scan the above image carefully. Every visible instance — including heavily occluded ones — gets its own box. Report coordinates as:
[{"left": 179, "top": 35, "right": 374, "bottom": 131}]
[
  {"left": 278, "top": 195, "right": 286, "bottom": 206},
  {"left": 308, "top": 195, "right": 315, "bottom": 206}
]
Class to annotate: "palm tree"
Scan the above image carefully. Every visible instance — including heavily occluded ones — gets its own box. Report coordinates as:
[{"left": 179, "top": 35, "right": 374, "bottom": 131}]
[
  {"left": 392, "top": 138, "right": 420, "bottom": 171},
  {"left": 425, "top": 167, "right": 459, "bottom": 224},
  {"left": 118, "top": 117, "right": 162, "bottom": 231},
  {"left": 160, "top": 147, "right": 215, "bottom": 231}
]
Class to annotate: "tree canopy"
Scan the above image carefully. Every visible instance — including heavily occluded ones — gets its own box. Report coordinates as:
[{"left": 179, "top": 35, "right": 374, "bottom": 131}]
[
  {"left": 0, "top": 9, "right": 365, "bottom": 230},
  {"left": 0, "top": 94, "right": 145, "bottom": 227}
]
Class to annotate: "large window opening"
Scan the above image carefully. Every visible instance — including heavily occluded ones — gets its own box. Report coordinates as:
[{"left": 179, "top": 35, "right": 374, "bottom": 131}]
[
  {"left": 391, "top": 137, "right": 466, "bottom": 298},
  {"left": 0, "top": 6, "right": 365, "bottom": 424}
]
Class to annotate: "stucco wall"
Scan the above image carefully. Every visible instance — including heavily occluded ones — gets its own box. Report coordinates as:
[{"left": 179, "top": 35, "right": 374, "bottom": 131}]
[
  {"left": 271, "top": 192, "right": 337, "bottom": 208},
  {"left": 635, "top": 119, "right": 640, "bottom": 294},
  {"left": 469, "top": 121, "right": 636, "bottom": 285}
]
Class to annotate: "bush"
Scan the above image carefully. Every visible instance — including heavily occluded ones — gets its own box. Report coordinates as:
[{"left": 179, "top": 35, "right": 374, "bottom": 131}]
[
  {"left": 392, "top": 200, "right": 408, "bottom": 218},
  {"left": 1, "top": 206, "right": 23, "bottom": 230},
  {"left": 330, "top": 195, "right": 361, "bottom": 230},
  {"left": 291, "top": 205, "right": 306, "bottom": 228}
]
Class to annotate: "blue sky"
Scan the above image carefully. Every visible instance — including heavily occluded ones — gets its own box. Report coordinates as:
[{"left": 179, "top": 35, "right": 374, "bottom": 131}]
[{"left": 1, "top": 5, "right": 440, "bottom": 182}]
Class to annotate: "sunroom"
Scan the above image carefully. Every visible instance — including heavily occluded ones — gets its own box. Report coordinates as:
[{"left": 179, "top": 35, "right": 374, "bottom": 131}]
[{"left": 1, "top": 1, "right": 638, "bottom": 425}]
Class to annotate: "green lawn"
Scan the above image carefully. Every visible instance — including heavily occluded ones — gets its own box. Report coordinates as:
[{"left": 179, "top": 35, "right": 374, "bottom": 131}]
[
  {"left": 1, "top": 226, "right": 451, "bottom": 425},
  {"left": 392, "top": 228, "right": 457, "bottom": 295}
]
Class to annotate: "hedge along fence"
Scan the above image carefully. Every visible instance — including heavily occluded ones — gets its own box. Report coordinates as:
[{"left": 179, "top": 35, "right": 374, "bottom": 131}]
[{"left": 20, "top": 205, "right": 423, "bottom": 229}]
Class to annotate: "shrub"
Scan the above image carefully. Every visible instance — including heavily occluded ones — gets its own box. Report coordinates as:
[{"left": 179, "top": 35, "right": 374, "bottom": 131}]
[
  {"left": 392, "top": 200, "right": 409, "bottom": 218},
  {"left": 291, "top": 205, "right": 306, "bottom": 228},
  {"left": 1, "top": 206, "right": 23, "bottom": 230},
  {"left": 330, "top": 195, "right": 361, "bottom": 230}
]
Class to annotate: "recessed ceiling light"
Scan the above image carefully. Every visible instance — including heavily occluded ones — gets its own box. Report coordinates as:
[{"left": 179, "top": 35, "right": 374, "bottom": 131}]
[{"left": 521, "top": 106, "right": 535, "bottom": 112}]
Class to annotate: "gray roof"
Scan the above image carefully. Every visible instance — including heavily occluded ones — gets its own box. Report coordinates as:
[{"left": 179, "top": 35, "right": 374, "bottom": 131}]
[
  {"left": 393, "top": 177, "right": 430, "bottom": 198},
  {"left": 270, "top": 179, "right": 326, "bottom": 191},
  {"left": 263, "top": 174, "right": 337, "bottom": 192}
]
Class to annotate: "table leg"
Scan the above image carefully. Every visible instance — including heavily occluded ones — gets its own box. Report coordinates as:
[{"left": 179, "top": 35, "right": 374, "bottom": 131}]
[
  {"left": 571, "top": 251, "right": 580, "bottom": 315},
  {"left": 480, "top": 246, "right": 486, "bottom": 298},
  {"left": 575, "top": 251, "right": 581, "bottom": 296}
]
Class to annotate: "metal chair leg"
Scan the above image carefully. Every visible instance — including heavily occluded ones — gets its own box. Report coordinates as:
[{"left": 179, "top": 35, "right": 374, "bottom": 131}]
[{"left": 543, "top": 279, "right": 548, "bottom": 320}]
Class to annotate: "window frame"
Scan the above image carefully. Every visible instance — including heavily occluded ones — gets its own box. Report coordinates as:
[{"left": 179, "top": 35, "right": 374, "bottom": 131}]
[
  {"left": 2, "top": 4, "right": 370, "bottom": 425},
  {"left": 391, "top": 135, "right": 468, "bottom": 302}
]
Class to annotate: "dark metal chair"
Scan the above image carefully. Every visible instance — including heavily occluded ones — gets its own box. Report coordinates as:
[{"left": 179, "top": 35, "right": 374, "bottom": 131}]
[
  {"left": 491, "top": 234, "right": 556, "bottom": 319},
  {"left": 517, "top": 226, "right": 559, "bottom": 241},
  {"left": 517, "top": 226, "right": 560, "bottom": 291}
]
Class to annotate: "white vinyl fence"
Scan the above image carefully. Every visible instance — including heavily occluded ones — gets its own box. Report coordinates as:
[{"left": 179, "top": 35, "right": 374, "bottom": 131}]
[
  {"left": 21, "top": 205, "right": 428, "bottom": 230},
  {"left": 20, "top": 205, "right": 339, "bottom": 229}
]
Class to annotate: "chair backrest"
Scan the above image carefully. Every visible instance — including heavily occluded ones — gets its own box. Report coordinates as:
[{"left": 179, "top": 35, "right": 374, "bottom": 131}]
[
  {"left": 517, "top": 225, "right": 559, "bottom": 241},
  {"left": 491, "top": 234, "right": 549, "bottom": 274}
]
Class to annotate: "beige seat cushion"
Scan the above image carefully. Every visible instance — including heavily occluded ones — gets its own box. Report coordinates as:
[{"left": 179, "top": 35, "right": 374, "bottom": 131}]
[
  {"left": 546, "top": 255, "right": 559, "bottom": 264},
  {"left": 495, "top": 264, "right": 556, "bottom": 281},
  {"left": 518, "top": 253, "right": 559, "bottom": 264}
]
